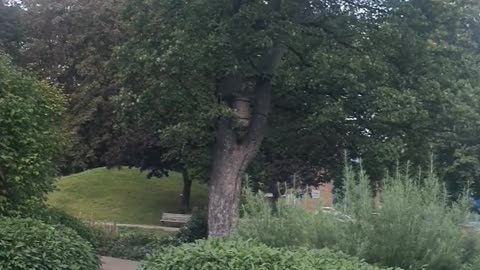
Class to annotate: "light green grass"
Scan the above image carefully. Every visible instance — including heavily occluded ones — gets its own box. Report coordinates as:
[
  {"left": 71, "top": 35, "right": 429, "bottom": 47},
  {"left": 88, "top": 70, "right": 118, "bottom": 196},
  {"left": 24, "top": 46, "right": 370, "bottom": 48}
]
[{"left": 48, "top": 167, "right": 208, "bottom": 225}]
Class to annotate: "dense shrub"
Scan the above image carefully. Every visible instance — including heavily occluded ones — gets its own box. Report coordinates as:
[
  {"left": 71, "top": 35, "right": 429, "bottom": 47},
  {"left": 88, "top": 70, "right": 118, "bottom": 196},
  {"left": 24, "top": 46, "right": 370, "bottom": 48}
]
[
  {"left": 0, "top": 217, "right": 99, "bottom": 270},
  {"left": 238, "top": 165, "right": 480, "bottom": 270},
  {"left": 37, "top": 207, "right": 97, "bottom": 246},
  {"left": 107, "top": 231, "right": 165, "bottom": 261},
  {"left": 10, "top": 205, "right": 97, "bottom": 247},
  {"left": 94, "top": 227, "right": 171, "bottom": 260},
  {"left": 0, "top": 54, "right": 64, "bottom": 213},
  {"left": 140, "top": 239, "right": 396, "bottom": 270},
  {"left": 175, "top": 208, "right": 208, "bottom": 243}
]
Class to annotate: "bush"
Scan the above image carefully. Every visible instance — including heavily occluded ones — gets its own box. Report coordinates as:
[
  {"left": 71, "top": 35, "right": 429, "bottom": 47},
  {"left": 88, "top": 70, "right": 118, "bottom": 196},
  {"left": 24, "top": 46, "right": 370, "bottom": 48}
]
[
  {"left": 94, "top": 227, "right": 173, "bottom": 261},
  {"left": 35, "top": 207, "right": 97, "bottom": 246},
  {"left": 91, "top": 224, "right": 118, "bottom": 255},
  {"left": 0, "top": 54, "right": 65, "bottom": 213},
  {"left": 140, "top": 239, "right": 396, "bottom": 270},
  {"left": 238, "top": 164, "right": 480, "bottom": 270},
  {"left": 108, "top": 231, "right": 165, "bottom": 261},
  {"left": 175, "top": 208, "right": 208, "bottom": 243},
  {"left": 0, "top": 217, "right": 99, "bottom": 270}
]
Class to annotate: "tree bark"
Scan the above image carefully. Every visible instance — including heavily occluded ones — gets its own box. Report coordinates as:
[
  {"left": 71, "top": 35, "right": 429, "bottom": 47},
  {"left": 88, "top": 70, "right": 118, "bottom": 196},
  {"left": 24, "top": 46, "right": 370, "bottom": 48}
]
[
  {"left": 208, "top": 119, "right": 252, "bottom": 237},
  {"left": 208, "top": 77, "right": 275, "bottom": 237},
  {"left": 207, "top": 0, "right": 288, "bottom": 238},
  {"left": 180, "top": 168, "right": 192, "bottom": 214}
]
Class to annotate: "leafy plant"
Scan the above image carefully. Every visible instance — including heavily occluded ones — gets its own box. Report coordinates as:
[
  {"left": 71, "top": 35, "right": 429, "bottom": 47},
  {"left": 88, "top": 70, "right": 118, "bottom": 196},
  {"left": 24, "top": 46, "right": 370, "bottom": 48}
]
[
  {"left": 175, "top": 208, "right": 208, "bottom": 243},
  {"left": 140, "top": 239, "right": 397, "bottom": 270},
  {"left": 0, "top": 217, "right": 99, "bottom": 270},
  {"left": 107, "top": 231, "right": 164, "bottom": 261},
  {"left": 94, "top": 226, "right": 171, "bottom": 261},
  {"left": 0, "top": 54, "right": 64, "bottom": 213},
  {"left": 36, "top": 207, "right": 97, "bottom": 247},
  {"left": 93, "top": 209, "right": 207, "bottom": 261},
  {"left": 238, "top": 163, "right": 479, "bottom": 270}
]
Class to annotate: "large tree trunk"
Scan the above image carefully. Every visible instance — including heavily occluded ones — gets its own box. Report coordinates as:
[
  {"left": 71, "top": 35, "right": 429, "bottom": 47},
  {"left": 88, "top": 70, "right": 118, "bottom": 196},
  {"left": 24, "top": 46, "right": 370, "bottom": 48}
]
[
  {"left": 208, "top": 119, "right": 254, "bottom": 237},
  {"left": 180, "top": 168, "right": 192, "bottom": 214},
  {"left": 208, "top": 78, "right": 275, "bottom": 237},
  {"left": 207, "top": 0, "right": 288, "bottom": 238}
]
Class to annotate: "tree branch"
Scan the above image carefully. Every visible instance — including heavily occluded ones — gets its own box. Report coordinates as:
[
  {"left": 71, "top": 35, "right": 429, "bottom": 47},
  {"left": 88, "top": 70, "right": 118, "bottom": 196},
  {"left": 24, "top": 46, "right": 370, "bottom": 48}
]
[
  {"left": 286, "top": 45, "right": 313, "bottom": 68},
  {"left": 300, "top": 21, "right": 363, "bottom": 53}
]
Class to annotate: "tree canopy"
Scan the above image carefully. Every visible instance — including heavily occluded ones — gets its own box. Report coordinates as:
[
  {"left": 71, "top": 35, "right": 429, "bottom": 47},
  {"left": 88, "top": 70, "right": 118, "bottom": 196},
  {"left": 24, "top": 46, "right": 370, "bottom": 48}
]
[{"left": 20, "top": 0, "right": 125, "bottom": 173}]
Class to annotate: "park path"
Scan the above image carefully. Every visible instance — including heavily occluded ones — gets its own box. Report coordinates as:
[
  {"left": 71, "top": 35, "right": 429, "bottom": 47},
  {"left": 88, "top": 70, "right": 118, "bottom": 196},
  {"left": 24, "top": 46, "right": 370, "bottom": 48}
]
[{"left": 101, "top": 256, "right": 139, "bottom": 270}]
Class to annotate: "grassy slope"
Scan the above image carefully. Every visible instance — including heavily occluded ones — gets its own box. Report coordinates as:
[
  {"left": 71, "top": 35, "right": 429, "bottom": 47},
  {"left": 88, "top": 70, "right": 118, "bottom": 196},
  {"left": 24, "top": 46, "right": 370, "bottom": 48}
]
[{"left": 48, "top": 167, "right": 208, "bottom": 225}]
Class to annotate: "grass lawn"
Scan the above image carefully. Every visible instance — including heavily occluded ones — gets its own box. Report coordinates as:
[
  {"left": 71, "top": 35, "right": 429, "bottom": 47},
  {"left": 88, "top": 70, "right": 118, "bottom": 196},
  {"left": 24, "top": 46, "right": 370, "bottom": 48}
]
[{"left": 48, "top": 167, "right": 208, "bottom": 225}]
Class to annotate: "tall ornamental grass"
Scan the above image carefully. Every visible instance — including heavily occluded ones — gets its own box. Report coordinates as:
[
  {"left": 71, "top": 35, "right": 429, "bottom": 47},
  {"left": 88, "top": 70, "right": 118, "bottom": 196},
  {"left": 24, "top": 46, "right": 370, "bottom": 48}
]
[{"left": 238, "top": 164, "right": 480, "bottom": 270}]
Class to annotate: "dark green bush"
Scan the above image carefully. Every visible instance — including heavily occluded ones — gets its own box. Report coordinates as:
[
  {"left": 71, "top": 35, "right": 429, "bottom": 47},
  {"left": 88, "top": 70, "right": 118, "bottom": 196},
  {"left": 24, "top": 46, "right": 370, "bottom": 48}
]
[
  {"left": 35, "top": 207, "right": 97, "bottom": 246},
  {"left": 140, "top": 239, "right": 397, "bottom": 270},
  {"left": 0, "top": 217, "right": 99, "bottom": 270},
  {"left": 92, "top": 225, "right": 117, "bottom": 255},
  {"left": 175, "top": 208, "right": 208, "bottom": 243},
  {"left": 108, "top": 231, "right": 164, "bottom": 261},
  {"left": 94, "top": 227, "right": 172, "bottom": 261}
]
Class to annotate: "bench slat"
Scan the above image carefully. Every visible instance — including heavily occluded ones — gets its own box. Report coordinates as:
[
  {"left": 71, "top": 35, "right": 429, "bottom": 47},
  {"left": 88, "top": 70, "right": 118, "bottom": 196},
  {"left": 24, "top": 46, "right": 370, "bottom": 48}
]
[{"left": 160, "top": 213, "right": 191, "bottom": 227}]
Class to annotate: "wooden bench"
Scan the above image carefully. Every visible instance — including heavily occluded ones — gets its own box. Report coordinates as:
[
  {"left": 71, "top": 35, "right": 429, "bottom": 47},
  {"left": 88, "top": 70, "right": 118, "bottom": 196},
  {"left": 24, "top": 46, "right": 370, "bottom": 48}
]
[{"left": 160, "top": 213, "right": 191, "bottom": 227}]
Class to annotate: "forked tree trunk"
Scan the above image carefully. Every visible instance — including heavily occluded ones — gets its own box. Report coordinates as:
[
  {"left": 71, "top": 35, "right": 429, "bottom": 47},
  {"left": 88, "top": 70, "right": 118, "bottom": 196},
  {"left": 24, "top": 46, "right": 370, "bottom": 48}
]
[
  {"left": 180, "top": 168, "right": 192, "bottom": 214},
  {"left": 208, "top": 78, "right": 275, "bottom": 237},
  {"left": 207, "top": 0, "right": 288, "bottom": 238}
]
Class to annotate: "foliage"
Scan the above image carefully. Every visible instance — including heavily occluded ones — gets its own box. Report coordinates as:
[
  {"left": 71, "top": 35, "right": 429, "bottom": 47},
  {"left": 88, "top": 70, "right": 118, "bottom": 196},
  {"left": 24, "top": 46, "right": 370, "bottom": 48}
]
[
  {"left": 93, "top": 208, "right": 207, "bottom": 260},
  {"left": 33, "top": 207, "right": 97, "bottom": 247},
  {"left": 90, "top": 224, "right": 117, "bottom": 256},
  {"left": 140, "top": 239, "right": 396, "bottom": 270},
  {"left": 175, "top": 208, "right": 208, "bottom": 243},
  {"left": 238, "top": 164, "right": 479, "bottom": 270},
  {"left": 0, "top": 217, "right": 99, "bottom": 270},
  {"left": 0, "top": 54, "right": 64, "bottom": 213},
  {"left": 93, "top": 226, "right": 173, "bottom": 260},
  {"left": 248, "top": 0, "right": 480, "bottom": 194},
  {"left": 105, "top": 231, "right": 164, "bottom": 261},
  {"left": 20, "top": 0, "right": 126, "bottom": 174},
  {"left": 0, "top": 2, "right": 22, "bottom": 57},
  {"left": 96, "top": 209, "right": 208, "bottom": 260}
]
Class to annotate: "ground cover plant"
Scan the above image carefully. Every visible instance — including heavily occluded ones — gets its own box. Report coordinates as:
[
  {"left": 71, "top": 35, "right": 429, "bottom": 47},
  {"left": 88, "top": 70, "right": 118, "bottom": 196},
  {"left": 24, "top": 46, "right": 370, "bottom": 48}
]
[{"left": 140, "top": 239, "right": 398, "bottom": 270}]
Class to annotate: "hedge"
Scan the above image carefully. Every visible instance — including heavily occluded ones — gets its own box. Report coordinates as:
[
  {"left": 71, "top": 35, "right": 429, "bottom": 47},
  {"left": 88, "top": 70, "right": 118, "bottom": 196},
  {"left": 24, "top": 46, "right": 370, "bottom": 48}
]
[
  {"left": 140, "top": 239, "right": 399, "bottom": 270},
  {"left": 0, "top": 217, "right": 99, "bottom": 270}
]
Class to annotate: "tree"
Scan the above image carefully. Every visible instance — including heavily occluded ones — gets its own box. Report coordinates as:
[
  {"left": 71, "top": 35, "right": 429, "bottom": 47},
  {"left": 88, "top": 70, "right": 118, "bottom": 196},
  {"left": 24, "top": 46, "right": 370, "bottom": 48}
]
[
  {"left": 20, "top": 0, "right": 125, "bottom": 173},
  {"left": 118, "top": 0, "right": 480, "bottom": 237},
  {"left": 253, "top": 0, "right": 480, "bottom": 196},
  {"left": 103, "top": 124, "right": 211, "bottom": 212},
  {"left": 19, "top": 0, "right": 202, "bottom": 212},
  {"left": 117, "top": 0, "right": 383, "bottom": 236},
  {"left": 0, "top": 1, "right": 23, "bottom": 58},
  {"left": 0, "top": 54, "right": 65, "bottom": 213}
]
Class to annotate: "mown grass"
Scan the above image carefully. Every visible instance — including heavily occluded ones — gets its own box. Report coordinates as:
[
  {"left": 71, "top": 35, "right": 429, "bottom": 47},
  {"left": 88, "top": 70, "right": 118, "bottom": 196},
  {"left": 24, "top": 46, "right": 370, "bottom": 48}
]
[{"left": 48, "top": 167, "right": 208, "bottom": 225}]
